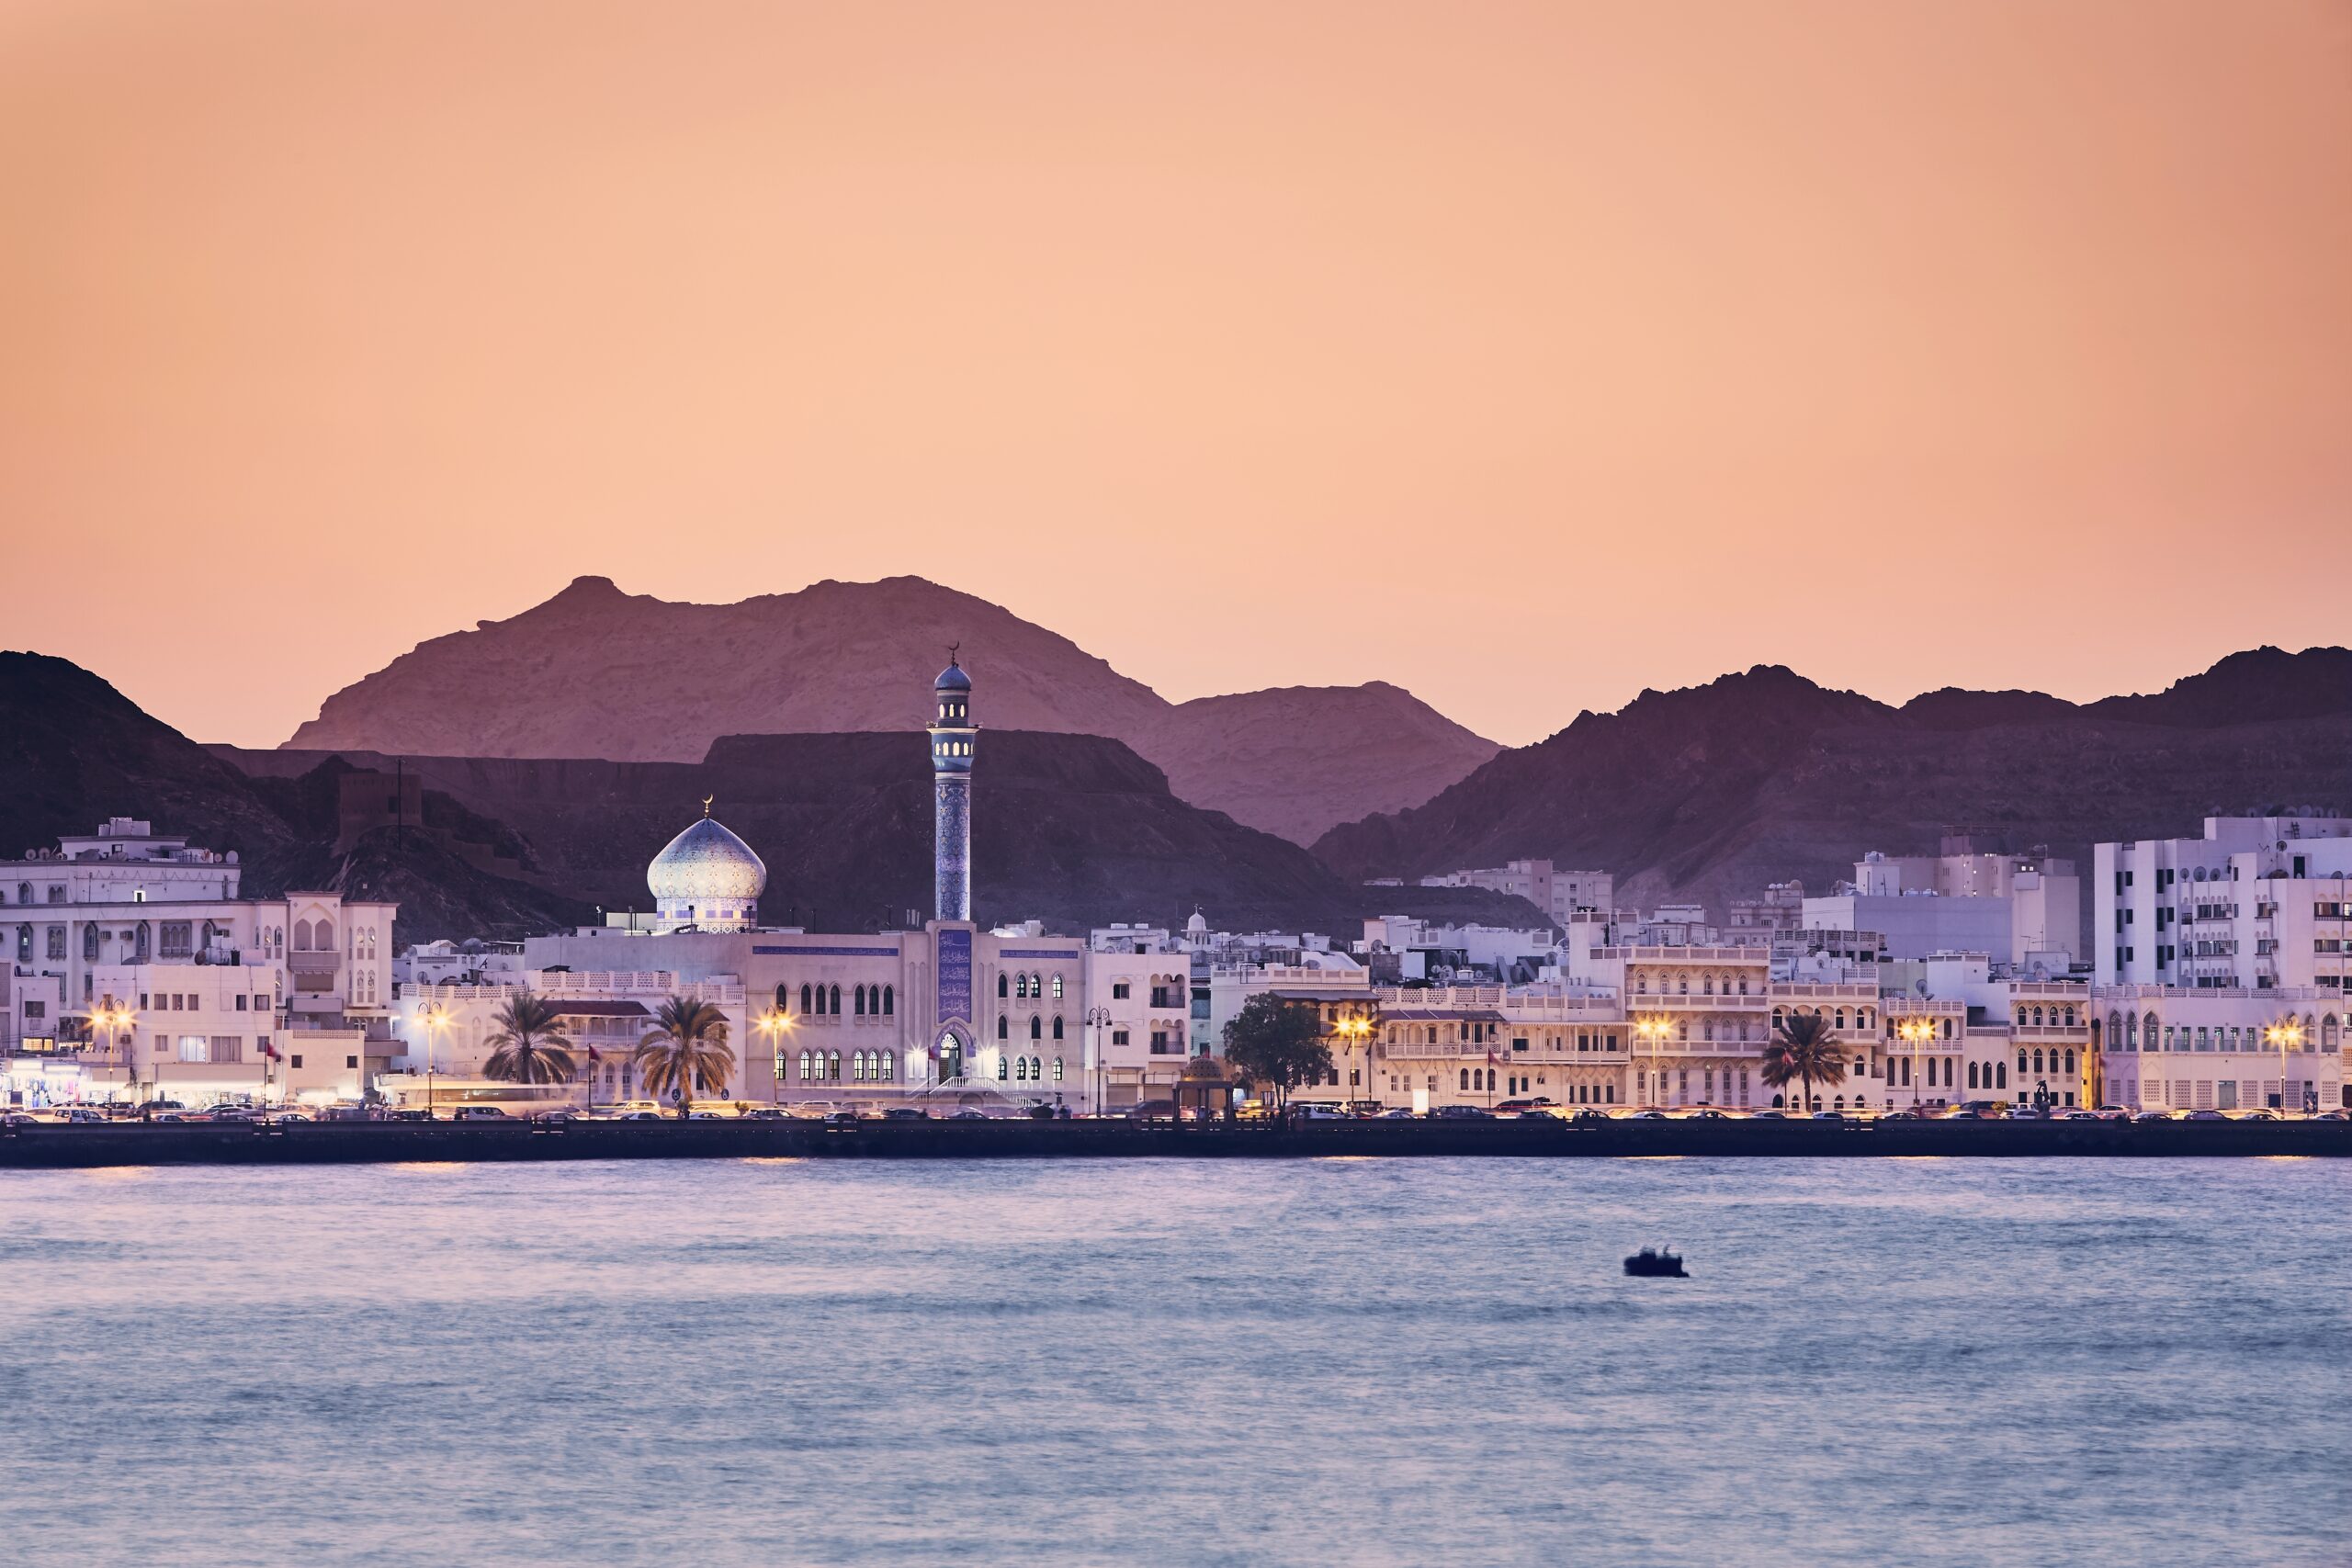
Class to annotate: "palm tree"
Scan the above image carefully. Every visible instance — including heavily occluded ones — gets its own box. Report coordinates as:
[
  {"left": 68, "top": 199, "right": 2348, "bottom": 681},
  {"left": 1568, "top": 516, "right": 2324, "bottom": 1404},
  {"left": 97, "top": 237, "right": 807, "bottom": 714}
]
[
  {"left": 633, "top": 997, "right": 736, "bottom": 1119},
  {"left": 482, "top": 993, "right": 576, "bottom": 1090},
  {"left": 1761, "top": 1010, "right": 1847, "bottom": 1113}
]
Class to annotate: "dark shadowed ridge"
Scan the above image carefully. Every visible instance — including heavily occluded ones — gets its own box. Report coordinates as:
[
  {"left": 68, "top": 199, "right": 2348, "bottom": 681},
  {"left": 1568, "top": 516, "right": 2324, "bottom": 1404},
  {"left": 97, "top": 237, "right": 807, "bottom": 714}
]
[
  {"left": 1312, "top": 649, "right": 2352, "bottom": 923},
  {"left": 279, "top": 575, "right": 1498, "bottom": 844}
]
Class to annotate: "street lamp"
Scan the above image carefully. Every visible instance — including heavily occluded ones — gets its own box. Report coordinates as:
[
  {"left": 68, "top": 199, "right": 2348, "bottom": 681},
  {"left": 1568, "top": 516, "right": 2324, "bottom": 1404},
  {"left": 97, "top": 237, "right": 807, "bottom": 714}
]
[
  {"left": 1082, "top": 1006, "right": 1112, "bottom": 1116},
  {"left": 2263, "top": 1018, "right": 2304, "bottom": 1116},
  {"left": 1334, "top": 1012, "right": 1373, "bottom": 1110},
  {"left": 754, "top": 1009, "right": 792, "bottom": 1106},
  {"left": 1633, "top": 1014, "right": 1671, "bottom": 1109},
  {"left": 417, "top": 1004, "right": 449, "bottom": 1117},
  {"left": 1896, "top": 1016, "right": 1935, "bottom": 1111}
]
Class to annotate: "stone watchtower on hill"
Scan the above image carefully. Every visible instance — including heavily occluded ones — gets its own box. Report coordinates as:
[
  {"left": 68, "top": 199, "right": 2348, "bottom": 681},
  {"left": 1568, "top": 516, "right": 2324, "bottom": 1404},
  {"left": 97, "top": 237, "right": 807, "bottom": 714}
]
[{"left": 928, "top": 651, "right": 976, "bottom": 922}]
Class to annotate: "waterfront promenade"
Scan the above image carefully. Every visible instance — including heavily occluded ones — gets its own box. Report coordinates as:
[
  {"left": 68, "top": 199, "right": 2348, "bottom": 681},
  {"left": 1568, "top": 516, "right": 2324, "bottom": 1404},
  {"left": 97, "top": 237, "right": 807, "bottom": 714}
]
[{"left": 2, "top": 1114, "right": 2346, "bottom": 1168}]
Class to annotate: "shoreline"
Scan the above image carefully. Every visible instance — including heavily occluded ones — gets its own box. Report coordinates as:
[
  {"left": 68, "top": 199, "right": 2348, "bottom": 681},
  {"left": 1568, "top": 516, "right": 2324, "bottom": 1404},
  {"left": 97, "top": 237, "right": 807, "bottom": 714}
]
[{"left": 4, "top": 1116, "right": 2347, "bottom": 1168}]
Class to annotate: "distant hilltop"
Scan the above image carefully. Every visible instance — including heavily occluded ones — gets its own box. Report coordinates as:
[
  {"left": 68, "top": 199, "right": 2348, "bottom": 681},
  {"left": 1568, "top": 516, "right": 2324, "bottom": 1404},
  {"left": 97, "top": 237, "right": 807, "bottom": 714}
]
[{"left": 283, "top": 574, "right": 1499, "bottom": 847}]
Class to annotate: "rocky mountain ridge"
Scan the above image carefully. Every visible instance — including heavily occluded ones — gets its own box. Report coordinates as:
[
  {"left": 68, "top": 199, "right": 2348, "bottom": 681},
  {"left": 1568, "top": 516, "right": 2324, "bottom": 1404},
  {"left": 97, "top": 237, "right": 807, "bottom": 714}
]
[
  {"left": 1311, "top": 647, "right": 2352, "bottom": 926},
  {"left": 284, "top": 575, "right": 1501, "bottom": 845}
]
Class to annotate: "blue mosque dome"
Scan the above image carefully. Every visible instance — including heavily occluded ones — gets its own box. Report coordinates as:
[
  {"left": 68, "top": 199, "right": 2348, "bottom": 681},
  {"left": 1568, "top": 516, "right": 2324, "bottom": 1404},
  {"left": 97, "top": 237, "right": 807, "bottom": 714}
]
[
  {"left": 935, "top": 658, "right": 971, "bottom": 692},
  {"left": 647, "top": 807, "right": 765, "bottom": 929}
]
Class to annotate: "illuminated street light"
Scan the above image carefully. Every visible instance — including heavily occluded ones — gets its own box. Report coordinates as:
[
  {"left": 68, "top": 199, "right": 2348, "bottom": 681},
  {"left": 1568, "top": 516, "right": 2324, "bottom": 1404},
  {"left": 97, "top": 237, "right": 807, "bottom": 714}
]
[
  {"left": 755, "top": 1008, "right": 793, "bottom": 1107},
  {"left": 1896, "top": 1016, "right": 1935, "bottom": 1111},
  {"left": 1633, "top": 1014, "right": 1671, "bottom": 1109},
  {"left": 2263, "top": 1018, "right": 2305, "bottom": 1116}
]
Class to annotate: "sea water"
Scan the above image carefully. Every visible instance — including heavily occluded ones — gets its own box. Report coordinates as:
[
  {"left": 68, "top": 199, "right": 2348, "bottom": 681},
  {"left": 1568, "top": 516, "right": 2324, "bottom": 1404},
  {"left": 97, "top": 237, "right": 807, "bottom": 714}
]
[{"left": 2, "top": 1156, "right": 2343, "bottom": 1566}]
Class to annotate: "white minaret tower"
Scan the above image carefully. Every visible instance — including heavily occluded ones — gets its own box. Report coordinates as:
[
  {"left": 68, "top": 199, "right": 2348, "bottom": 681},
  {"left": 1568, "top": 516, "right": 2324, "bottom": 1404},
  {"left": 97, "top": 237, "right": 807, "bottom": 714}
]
[{"left": 929, "top": 649, "right": 975, "bottom": 922}]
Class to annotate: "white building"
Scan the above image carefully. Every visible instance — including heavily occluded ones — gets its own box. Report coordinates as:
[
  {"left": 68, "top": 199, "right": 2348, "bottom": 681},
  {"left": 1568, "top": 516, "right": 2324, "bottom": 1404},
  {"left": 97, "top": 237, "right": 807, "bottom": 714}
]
[
  {"left": 2, "top": 821, "right": 396, "bottom": 1108},
  {"left": 1806, "top": 846, "right": 2079, "bottom": 967},
  {"left": 2092, "top": 987, "right": 2344, "bottom": 1112},
  {"left": 1415, "top": 859, "right": 1611, "bottom": 925},
  {"left": 2095, "top": 816, "right": 2352, "bottom": 992},
  {"left": 386, "top": 968, "right": 750, "bottom": 1111}
]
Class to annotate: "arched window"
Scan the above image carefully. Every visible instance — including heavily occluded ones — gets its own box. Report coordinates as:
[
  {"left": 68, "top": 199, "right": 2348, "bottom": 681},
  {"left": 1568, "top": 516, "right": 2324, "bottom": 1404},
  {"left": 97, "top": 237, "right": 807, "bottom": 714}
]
[
  {"left": 800, "top": 983, "right": 813, "bottom": 1015},
  {"left": 1996, "top": 1063, "right": 2008, "bottom": 1089},
  {"left": 83, "top": 924, "right": 97, "bottom": 961},
  {"left": 2064, "top": 1049, "right": 2076, "bottom": 1075},
  {"left": 854, "top": 986, "right": 866, "bottom": 1016},
  {"left": 998, "top": 973, "right": 1009, "bottom": 998},
  {"left": 1940, "top": 1019, "right": 1952, "bottom": 1040},
  {"left": 316, "top": 919, "right": 335, "bottom": 953},
  {"left": 1025, "top": 1014, "right": 1039, "bottom": 1041},
  {"left": 797, "top": 1050, "right": 811, "bottom": 1081},
  {"left": 828, "top": 1051, "right": 842, "bottom": 1081},
  {"left": 1053, "top": 1057, "right": 1063, "bottom": 1081},
  {"left": 879, "top": 1051, "right": 895, "bottom": 1081},
  {"left": 997, "top": 1055, "right": 1008, "bottom": 1081},
  {"left": 1051, "top": 975, "right": 1064, "bottom": 999},
  {"left": 852, "top": 1051, "right": 866, "bottom": 1081},
  {"left": 1835, "top": 1008, "right": 1848, "bottom": 1030},
  {"left": 293, "top": 919, "right": 313, "bottom": 952},
  {"left": 2324, "top": 1015, "right": 2341, "bottom": 1053},
  {"left": 997, "top": 1015, "right": 1008, "bottom": 1040},
  {"left": 882, "top": 986, "right": 894, "bottom": 1017},
  {"left": 775, "top": 984, "right": 790, "bottom": 1011},
  {"left": 1967, "top": 1062, "right": 1979, "bottom": 1089},
  {"left": 828, "top": 985, "right": 841, "bottom": 1015},
  {"left": 1052, "top": 1015, "right": 1064, "bottom": 1041}
]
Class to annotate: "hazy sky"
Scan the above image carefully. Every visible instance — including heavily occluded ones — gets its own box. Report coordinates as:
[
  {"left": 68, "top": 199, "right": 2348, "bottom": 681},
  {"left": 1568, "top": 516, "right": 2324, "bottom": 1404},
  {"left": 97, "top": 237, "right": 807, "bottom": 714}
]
[{"left": 4, "top": 0, "right": 2347, "bottom": 749}]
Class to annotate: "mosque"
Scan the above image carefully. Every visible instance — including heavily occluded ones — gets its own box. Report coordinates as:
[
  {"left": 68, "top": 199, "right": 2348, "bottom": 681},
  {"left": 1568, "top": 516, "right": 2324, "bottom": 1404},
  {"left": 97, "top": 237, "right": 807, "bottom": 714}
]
[{"left": 523, "top": 655, "right": 1093, "bottom": 1108}]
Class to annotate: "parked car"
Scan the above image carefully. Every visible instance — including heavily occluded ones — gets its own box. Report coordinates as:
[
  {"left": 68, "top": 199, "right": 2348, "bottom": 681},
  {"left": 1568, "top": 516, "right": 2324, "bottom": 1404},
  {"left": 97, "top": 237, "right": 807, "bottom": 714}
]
[
  {"left": 451, "top": 1106, "right": 511, "bottom": 1122},
  {"left": 2132, "top": 1110, "right": 2176, "bottom": 1122},
  {"left": 53, "top": 1108, "right": 108, "bottom": 1124},
  {"left": 950, "top": 1110, "right": 989, "bottom": 1121},
  {"left": 743, "top": 1108, "right": 794, "bottom": 1121},
  {"left": 1810, "top": 1111, "right": 1849, "bottom": 1122},
  {"left": 880, "top": 1108, "right": 928, "bottom": 1121},
  {"left": 271, "top": 1111, "right": 311, "bottom": 1123},
  {"left": 2090, "top": 1106, "right": 2133, "bottom": 1121},
  {"left": 1570, "top": 1109, "right": 1611, "bottom": 1126},
  {"left": 1684, "top": 1109, "right": 1729, "bottom": 1121},
  {"left": 2233, "top": 1110, "right": 2278, "bottom": 1122},
  {"left": 2004, "top": 1107, "right": 2050, "bottom": 1120},
  {"left": 2058, "top": 1110, "right": 2101, "bottom": 1122},
  {"left": 390, "top": 1109, "right": 436, "bottom": 1122},
  {"left": 1627, "top": 1110, "right": 1670, "bottom": 1121},
  {"left": 1293, "top": 1105, "right": 1350, "bottom": 1121},
  {"left": 1377, "top": 1107, "right": 1420, "bottom": 1119},
  {"left": 2185, "top": 1109, "right": 2228, "bottom": 1122},
  {"left": 2314, "top": 1109, "right": 2349, "bottom": 1122},
  {"left": 1747, "top": 1110, "right": 1786, "bottom": 1120},
  {"left": 616, "top": 1110, "right": 663, "bottom": 1122},
  {"left": 1429, "top": 1104, "right": 1494, "bottom": 1120},
  {"left": 1, "top": 1111, "right": 40, "bottom": 1129}
]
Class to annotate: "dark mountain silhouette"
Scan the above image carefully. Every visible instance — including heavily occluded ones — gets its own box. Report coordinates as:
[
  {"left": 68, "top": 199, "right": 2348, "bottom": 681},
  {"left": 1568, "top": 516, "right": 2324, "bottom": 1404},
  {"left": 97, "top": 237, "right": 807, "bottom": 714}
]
[
  {"left": 1313, "top": 649, "right": 2352, "bottom": 928},
  {"left": 224, "top": 734, "right": 1547, "bottom": 938},
  {"left": 281, "top": 575, "right": 1498, "bottom": 844},
  {"left": 5, "top": 649, "right": 1541, "bottom": 943},
  {"left": 0, "top": 652, "right": 593, "bottom": 942}
]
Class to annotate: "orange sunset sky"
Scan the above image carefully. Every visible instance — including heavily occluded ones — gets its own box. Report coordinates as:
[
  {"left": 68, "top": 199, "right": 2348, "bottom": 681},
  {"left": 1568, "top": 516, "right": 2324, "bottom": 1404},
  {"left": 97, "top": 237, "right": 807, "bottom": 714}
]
[{"left": 3, "top": 0, "right": 2347, "bottom": 750}]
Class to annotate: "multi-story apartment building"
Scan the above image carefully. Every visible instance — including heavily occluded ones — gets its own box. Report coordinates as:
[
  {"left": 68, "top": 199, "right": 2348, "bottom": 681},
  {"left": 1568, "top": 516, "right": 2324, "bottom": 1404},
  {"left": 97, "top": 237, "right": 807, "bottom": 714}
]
[
  {"left": 2096, "top": 816, "right": 2352, "bottom": 990},
  {"left": 1414, "top": 859, "right": 1612, "bottom": 925}
]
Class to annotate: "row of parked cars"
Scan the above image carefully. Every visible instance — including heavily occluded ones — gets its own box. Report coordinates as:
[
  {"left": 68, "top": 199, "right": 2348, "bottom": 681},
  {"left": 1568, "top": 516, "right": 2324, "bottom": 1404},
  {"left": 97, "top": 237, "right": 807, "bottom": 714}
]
[{"left": 1276, "top": 1098, "right": 2350, "bottom": 1125}]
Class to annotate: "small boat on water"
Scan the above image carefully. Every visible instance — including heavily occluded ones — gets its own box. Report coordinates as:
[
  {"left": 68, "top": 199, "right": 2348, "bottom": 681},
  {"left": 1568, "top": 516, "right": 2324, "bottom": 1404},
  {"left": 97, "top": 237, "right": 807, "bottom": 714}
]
[{"left": 1623, "top": 1247, "right": 1688, "bottom": 1278}]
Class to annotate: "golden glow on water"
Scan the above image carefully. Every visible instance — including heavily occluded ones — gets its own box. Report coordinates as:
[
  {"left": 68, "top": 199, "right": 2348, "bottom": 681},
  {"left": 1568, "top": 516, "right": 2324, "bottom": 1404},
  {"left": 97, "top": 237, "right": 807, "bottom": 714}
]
[
  {"left": 79, "top": 1166, "right": 153, "bottom": 1181},
  {"left": 390, "top": 1162, "right": 466, "bottom": 1173},
  {"left": 1622, "top": 1156, "right": 1686, "bottom": 1161},
  {"left": 741, "top": 1157, "right": 806, "bottom": 1167},
  {"left": 1315, "top": 1156, "right": 1378, "bottom": 1163}
]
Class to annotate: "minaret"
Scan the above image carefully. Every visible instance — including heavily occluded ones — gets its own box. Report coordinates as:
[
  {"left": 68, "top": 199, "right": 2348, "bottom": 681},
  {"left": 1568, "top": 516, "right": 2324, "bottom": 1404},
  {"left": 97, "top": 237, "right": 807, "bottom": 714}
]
[{"left": 928, "top": 649, "right": 976, "bottom": 922}]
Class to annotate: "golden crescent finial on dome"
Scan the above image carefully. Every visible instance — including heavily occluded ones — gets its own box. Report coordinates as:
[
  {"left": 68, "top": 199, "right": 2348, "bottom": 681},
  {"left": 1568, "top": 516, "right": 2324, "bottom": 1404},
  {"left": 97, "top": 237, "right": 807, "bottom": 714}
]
[{"left": 702, "top": 795, "right": 714, "bottom": 817}]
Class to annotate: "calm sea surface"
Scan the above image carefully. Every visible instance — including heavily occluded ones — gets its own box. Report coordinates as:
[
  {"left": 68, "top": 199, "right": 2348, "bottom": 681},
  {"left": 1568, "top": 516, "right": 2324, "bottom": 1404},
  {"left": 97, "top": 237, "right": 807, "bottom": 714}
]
[{"left": 2, "top": 1156, "right": 2345, "bottom": 1567}]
